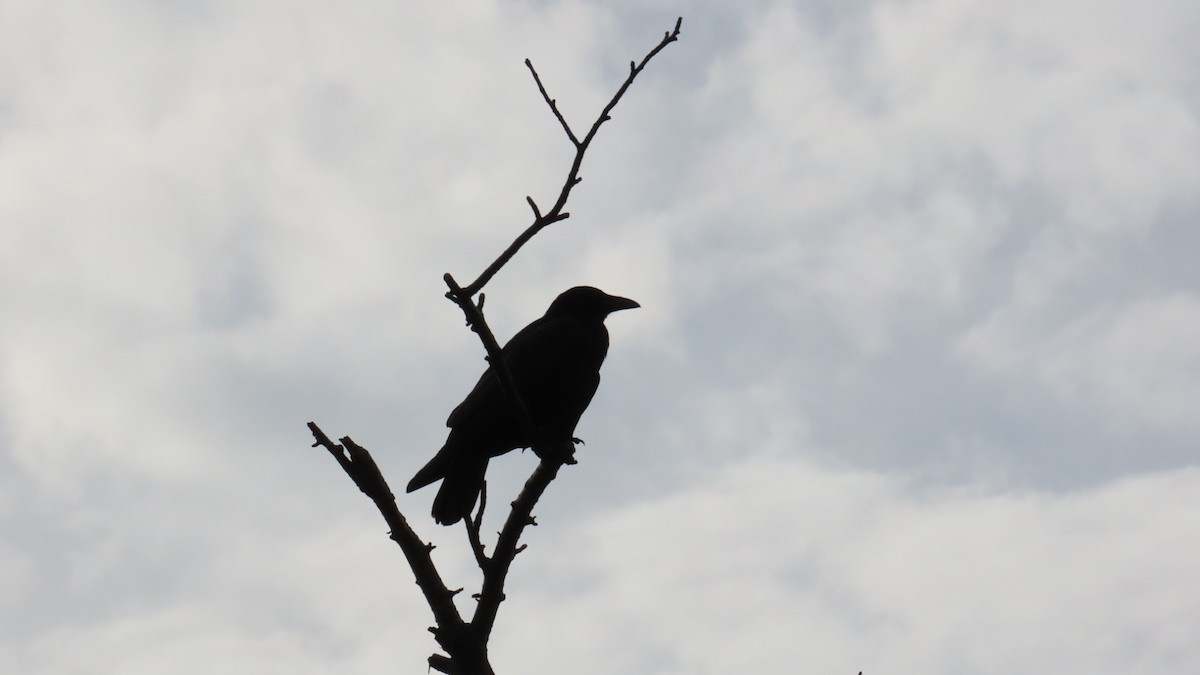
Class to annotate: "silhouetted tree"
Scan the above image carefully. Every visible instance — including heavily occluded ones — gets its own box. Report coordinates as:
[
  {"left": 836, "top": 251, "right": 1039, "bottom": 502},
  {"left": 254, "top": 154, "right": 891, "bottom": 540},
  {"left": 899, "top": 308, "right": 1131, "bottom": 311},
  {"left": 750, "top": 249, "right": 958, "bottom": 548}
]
[{"left": 308, "top": 17, "right": 682, "bottom": 674}]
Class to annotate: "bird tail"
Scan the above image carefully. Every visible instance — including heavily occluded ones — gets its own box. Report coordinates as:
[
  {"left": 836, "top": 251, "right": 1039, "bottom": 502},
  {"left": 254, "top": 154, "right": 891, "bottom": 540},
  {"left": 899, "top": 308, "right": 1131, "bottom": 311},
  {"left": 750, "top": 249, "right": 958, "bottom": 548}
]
[
  {"left": 407, "top": 442, "right": 489, "bottom": 526},
  {"left": 407, "top": 448, "right": 448, "bottom": 493}
]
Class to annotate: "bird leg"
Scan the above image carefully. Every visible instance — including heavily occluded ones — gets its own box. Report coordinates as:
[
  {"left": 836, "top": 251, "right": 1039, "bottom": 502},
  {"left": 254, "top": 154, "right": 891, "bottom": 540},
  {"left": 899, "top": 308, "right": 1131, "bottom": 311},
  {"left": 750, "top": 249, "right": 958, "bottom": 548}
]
[{"left": 465, "top": 483, "right": 491, "bottom": 569}]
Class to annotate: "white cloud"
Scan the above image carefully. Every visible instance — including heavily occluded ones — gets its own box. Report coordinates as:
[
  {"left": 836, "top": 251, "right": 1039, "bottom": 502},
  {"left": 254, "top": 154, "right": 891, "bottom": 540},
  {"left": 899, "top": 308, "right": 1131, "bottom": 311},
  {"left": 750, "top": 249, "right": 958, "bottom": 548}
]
[
  {"left": 505, "top": 458, "right": 1200, "bottom": 674},
  {"left": 960, "top": 292, "right": 1200, "bottom": 433},
  {"left": 2, "top": 537, "right": 425, "bottom": 675},
  {"left": 1, "top": 0, "right": 1198, "bottom": 673}
]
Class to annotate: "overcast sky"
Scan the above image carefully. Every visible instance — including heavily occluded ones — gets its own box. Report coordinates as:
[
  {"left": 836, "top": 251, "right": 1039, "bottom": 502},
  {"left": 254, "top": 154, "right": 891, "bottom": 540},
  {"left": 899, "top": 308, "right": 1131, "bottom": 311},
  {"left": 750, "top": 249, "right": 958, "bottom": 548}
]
[{"left": 2, "top": 1, "right": 1198, "bottom": 673}]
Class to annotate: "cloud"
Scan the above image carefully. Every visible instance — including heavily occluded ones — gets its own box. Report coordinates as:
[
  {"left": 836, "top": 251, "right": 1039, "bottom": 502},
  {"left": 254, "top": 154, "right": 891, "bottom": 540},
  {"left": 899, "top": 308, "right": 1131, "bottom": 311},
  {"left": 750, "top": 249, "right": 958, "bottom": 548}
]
[
  {"left": 504, "top": 457, "right": 1200, "bottom": 674},
  {"left": 608, "top": 0, "right": 1200, "bottom": 484},
  {"left": 1, "top": 0, "right": 1198, "bottom": 673},
  {"left": 0, "top": 520, "right": 432, "bottom": 674},
  {"left": 960, "top": 292, "right": 1200, "bottom": 434}
]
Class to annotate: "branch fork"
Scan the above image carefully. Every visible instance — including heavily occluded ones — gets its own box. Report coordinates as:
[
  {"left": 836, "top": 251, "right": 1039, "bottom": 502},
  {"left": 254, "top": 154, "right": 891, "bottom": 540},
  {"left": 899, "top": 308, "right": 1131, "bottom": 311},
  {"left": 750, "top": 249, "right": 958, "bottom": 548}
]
[{"left": 308, "top": 17, "right": 682, "bottom": 675}]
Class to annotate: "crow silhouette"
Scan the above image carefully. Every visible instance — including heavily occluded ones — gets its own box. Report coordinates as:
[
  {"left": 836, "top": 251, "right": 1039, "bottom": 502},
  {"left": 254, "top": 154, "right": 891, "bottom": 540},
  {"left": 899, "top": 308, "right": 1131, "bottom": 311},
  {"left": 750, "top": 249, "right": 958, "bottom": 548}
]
[{"left": 407, "top": 286, "right": 639, "bottom": 525}]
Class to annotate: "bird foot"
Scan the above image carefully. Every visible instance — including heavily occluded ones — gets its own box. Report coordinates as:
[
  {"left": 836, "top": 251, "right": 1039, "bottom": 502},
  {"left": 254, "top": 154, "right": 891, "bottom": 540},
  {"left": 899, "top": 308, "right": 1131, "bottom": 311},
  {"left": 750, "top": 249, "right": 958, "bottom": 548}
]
[{"left": 535, "top": 440, "right": 578, "bottom": 465}]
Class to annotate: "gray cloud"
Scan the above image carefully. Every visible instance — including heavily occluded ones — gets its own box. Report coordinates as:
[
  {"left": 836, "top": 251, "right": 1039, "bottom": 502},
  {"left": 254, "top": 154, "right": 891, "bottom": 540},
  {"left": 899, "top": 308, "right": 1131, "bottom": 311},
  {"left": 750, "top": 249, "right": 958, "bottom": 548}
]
[{"left": 1, "top": 0, "right": 1197, "bottom": 673}]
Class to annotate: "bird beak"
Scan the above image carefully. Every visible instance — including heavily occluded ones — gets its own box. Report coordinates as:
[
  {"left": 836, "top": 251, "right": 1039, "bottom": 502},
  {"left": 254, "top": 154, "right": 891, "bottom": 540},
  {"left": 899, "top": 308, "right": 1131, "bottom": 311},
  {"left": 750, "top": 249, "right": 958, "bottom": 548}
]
[{"left": 605, "top": 294, "right": 640, "bottom": 313}]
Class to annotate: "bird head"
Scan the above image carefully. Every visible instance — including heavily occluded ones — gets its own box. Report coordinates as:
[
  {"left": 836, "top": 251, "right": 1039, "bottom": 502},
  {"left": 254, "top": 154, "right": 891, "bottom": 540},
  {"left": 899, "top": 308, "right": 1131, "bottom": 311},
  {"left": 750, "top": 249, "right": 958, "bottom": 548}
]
[{"left": 545, "top": 286, "right": 640, "bottom": 319}]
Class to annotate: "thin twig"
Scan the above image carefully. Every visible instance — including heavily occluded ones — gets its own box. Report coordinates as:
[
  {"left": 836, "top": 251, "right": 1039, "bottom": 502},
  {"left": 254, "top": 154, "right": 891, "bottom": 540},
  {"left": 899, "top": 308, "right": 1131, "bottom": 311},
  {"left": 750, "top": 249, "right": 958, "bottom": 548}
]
[
  {"left": 525, "top": 195, "right": 542, "bottom": 219},
  {"left": 526, "top": 59, "right": 579, "bottom": 147},
  {"left": 465, "top": 483, "right": 490, "bottom": 569}
]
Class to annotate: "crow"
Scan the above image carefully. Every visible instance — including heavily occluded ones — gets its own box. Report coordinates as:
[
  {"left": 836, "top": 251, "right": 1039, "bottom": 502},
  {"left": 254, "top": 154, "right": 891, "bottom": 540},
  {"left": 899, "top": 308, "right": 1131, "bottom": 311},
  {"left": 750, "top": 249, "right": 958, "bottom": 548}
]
[{"left": 407, "top": 286, "right": 639, "bottom": 525}]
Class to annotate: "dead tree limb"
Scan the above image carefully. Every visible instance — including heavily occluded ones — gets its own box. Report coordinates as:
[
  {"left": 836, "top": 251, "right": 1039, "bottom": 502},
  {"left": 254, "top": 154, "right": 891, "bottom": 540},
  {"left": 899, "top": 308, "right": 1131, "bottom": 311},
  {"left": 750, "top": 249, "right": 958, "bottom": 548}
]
[{"left": 309, "top": 17, "right": 682, "bottom": 675}]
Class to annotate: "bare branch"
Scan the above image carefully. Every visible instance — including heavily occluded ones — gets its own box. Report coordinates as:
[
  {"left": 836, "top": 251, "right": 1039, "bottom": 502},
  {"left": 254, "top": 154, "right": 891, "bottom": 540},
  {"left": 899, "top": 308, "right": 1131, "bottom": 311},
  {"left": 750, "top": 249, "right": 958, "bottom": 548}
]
[
  {"left": 453, "top": 17, "right": 683, "bottom": 298},
  {"left": 526, "top": 58, "right": 579, "bottom": 147},
  {"left": 307, "top": 424, "right": 465, "bottom": 635},
  {"left": 471, "top": 456, "right": 561, "bottom": 635}
]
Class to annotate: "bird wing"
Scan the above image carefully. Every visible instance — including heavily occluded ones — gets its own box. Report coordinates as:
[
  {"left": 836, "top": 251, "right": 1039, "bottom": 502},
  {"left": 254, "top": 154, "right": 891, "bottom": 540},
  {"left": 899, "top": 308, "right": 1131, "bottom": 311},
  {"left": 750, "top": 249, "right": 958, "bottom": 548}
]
[{"left": 446, "top": 313, "right": 608, "bottom": 441}]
